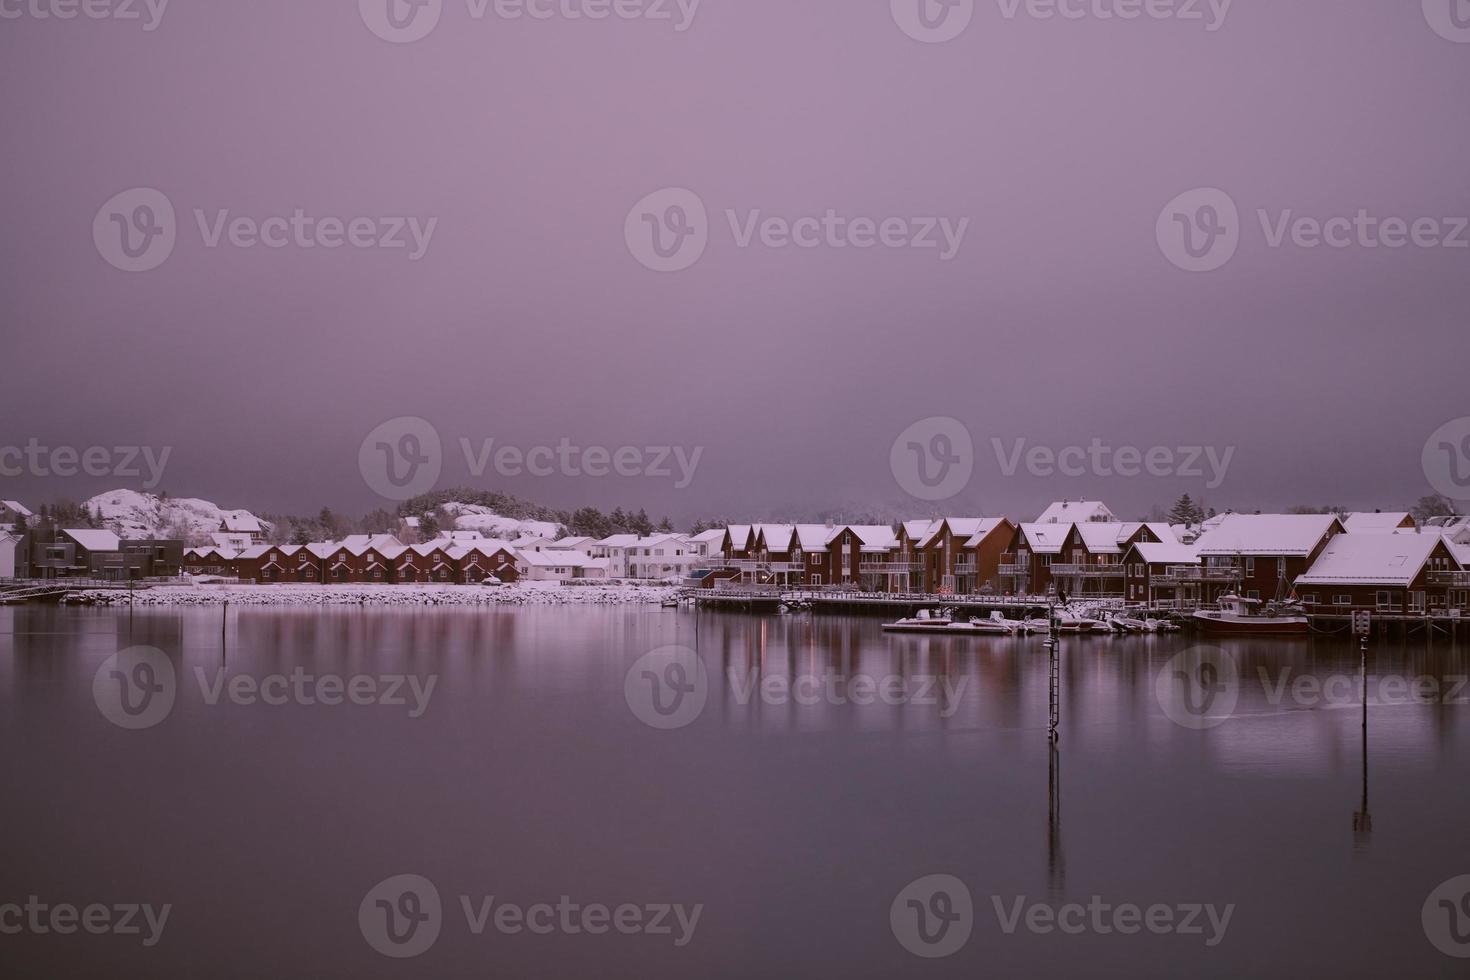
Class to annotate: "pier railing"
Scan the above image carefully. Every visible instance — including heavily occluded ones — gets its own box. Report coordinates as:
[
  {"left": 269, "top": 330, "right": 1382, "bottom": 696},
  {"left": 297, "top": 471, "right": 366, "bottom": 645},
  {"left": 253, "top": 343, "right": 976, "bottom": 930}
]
[
  {"left": 1050, "top": 564, "right": 1124, "bottom": 578},
  {"left": 1159, "top": 566, "right": 1243, "bottom": 583},
  {"left": 1427, "top": 571, "right": 1470, "bottom": 586}
]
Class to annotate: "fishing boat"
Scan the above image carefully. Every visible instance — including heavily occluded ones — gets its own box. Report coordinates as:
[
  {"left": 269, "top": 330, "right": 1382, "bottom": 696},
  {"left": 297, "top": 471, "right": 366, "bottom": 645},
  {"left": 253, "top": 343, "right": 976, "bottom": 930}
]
[{"left": 1192, "top": 595, "right": 1308, "bottom": 636}]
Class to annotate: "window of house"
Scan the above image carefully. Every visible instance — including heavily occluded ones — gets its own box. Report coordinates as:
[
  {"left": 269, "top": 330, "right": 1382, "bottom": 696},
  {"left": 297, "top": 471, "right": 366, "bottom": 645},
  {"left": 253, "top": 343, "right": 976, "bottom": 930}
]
[
  {"left": 1245, "top": 558, "right": 1256, "bottom": 576},
  {"left": 1335, "top": 594, "right": 1351, "bottom": 605}
]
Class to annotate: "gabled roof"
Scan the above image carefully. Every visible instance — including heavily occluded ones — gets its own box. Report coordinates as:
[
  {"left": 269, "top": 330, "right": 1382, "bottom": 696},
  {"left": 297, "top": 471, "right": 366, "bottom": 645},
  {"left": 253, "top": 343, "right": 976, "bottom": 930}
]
[
  {"left": 1127, "top": 541, "right": 1202, "bottom": 566},
  {"left": 595, "top": 534, "right": 642, "bottom": 548},
  {"left": 1073, "top": 522, "right": 1126, "bottom": 555},
  {"left": 1037, "top": 501, "right": 1115, "bottom": 525},
  {"left": 962, "top": 518, "right": 1013, "bottom": 548},
  {"left": 794, "top": 525, "right": 831, "bottom": 551},
  {"left": 1118, "top": 522, "right": 1177, "bottom": 545},
  {"left": 1020, "top": 523, "right": 1071, "bottom": 554},
  {"left": 546, "top": 536, "right": 593, "bottom": 549},
  {"left": 829, "top": 525, "right": 897, "bottom": 551},
  {"left": 519, "top": 549, "right": 599, "bottom": 568},
  {"left": 1344, "top": 512, "right": 1414, "bottom": 533},
  {"left": 1194, "top": 514, "right": 1343, "bottom": 558},
  {"left": 691, "top": 529, "right": 726, "bottom": 545},
  {"left": 303, "top": 542, "right": 338, "bottom": 560},
  {"left": 61, "top": 529, "right": 120, "bottom": 552},
  {"left": 918, "top": 518, "right": 998, "bottom": 549},
  {"left": 340, "top": 534, "right": 404, "bottom": 553},
  {"left": 754, "top": 525, "right": 796, "bottom": 552},
  {"left": 1296, "top": 533, "right": 1445, "bottom": 587},
  {"left": 220, "top": 513, "right": 262, "bottom": 533},
  {"left": 2, "top": 500, "right": 33, "bottom": 517},
  {"left": 902, "top": 519, "right": 942, "bottom": 542}
]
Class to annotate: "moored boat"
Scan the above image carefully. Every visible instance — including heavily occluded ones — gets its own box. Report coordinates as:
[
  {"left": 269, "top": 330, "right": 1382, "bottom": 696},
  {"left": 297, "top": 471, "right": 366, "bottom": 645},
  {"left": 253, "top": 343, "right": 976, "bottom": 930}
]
[{"left": 1192, "top": 595, "right": 1308, "bottom": 636}]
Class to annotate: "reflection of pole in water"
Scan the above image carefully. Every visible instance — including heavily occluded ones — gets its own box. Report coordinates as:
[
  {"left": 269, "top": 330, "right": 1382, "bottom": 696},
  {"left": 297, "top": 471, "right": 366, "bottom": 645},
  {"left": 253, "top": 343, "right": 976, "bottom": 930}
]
[
  {"left": 1353, "top": 634, "right": 1372, "bottom": 849},
  {"left": 1048, "top": 741, "right": 1065, "bottom": 897}
]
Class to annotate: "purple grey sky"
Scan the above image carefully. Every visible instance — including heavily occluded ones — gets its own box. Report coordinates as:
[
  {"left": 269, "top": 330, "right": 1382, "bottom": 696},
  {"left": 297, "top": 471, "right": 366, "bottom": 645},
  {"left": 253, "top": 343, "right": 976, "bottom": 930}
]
[{"left": 1, "top": 1, "right": 1467, "bottom": 523}]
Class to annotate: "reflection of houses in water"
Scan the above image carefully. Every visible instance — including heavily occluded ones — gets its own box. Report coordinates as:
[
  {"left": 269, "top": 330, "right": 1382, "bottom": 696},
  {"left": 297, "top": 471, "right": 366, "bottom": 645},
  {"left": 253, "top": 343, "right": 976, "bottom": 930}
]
[{"left": 1048, "top": 743, "right": 1065, "bottom": 898}]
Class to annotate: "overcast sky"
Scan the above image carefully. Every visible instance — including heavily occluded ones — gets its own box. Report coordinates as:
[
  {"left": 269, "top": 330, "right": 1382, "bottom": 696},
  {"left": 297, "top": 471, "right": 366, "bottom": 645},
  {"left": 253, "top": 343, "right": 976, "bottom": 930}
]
[{"left": 2, "top": 1, "right": 1467, "bottom": 524}]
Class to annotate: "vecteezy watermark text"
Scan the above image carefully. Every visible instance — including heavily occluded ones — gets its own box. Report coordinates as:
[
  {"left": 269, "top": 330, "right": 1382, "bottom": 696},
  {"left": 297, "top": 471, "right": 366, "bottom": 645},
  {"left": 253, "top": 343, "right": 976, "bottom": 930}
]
[
  {"left": 890, "top": 874, "right": 1234, "bottom": 958},
  {"left": 1158, "top": 187, "right": 1469, "bottom": 273},
  {"left": 624, "top": 188, "right": 969, "bottom": 272},
  {"left": 727, "top": 669, "right": 969, "bottom": 717},
  {"left": 93, "top": 188, "right": 438, "bottom": 273},
  {"left": 0, "top": 897, "right": 171, "bottom": 947},
  {"left": 889, "top": 418, "right": 1234, "bottom": 502},
  {"left": 0, "top": 0, "right": 169, "bottom": 30},
  {"left": 359, "top": 417, "right": 703, "bottom": 502},
  {"left": 0, "top": 439, "right": 170, "bottom": 489},
  {"left": 358, "top": 875, "right": 701, "bottom": 959},
  {"left": 92, "top": 646, "right": 438, "bottom": 730},
  {"left": 358, "top": 0, "right": 700, "bottom": 44},
  {"left": 891, "top": 0, "right": 1232, "bottom": 44}
]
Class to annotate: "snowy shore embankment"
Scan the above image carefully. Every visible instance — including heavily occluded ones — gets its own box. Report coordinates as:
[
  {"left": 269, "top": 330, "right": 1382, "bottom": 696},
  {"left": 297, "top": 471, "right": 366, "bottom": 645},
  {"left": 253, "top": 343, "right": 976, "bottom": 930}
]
[{"left": 64, "top": 583, "right": 681, "bottom": 607}]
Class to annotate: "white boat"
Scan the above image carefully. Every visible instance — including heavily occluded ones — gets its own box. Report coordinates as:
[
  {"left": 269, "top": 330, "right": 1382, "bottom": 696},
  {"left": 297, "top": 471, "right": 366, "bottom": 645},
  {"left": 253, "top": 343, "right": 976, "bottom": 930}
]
[
  {"left": 1146, "top": 617, "right": 1183, "bottom": 633},
  {"left": 882, "top": 609, "right": 1017, "bottom": 635},
  {"left": 1192, "top": 595, "right": 1308, "bottom": 637},
  {"left": 1113, "top": 615, "right": 1152, "bottom": 633},
  {"left": 987, "top": 611, "right": 1036, "bottom": 634}
]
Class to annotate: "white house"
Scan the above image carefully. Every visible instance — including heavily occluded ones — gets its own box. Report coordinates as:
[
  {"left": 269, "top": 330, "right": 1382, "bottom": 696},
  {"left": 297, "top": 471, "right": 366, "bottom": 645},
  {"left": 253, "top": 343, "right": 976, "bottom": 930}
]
[
  {"left": 1, "top": 500, "right": 32, "bottom": 528},
  {"left": 0, "top": 533, "right": 19, "bottom": 578},
  {"left": 516, "top": 549, "right": 609, "bottom": 582},
  {"left": 595, "top": 534, "right": 700, "bottom": 580},
  {"left": 1037, "top": 501, "right": 1116, "bottom": 525}
]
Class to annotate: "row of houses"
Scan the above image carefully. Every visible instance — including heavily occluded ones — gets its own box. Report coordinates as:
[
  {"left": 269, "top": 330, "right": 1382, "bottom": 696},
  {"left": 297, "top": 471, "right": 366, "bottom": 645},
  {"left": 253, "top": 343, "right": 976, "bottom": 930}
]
[
  {"left": 701, "top": 503, "right": 1470, "bottom": 616},
  {"left": 182, "top": 530, "right": 727, "bottom": 585}
]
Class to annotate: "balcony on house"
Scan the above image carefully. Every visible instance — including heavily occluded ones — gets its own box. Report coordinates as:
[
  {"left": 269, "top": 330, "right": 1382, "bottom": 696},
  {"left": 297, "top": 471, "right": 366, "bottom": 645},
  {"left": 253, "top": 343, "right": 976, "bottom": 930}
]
[{"left": 1159, "top": 565, "right": 1245, "bottom": 583}]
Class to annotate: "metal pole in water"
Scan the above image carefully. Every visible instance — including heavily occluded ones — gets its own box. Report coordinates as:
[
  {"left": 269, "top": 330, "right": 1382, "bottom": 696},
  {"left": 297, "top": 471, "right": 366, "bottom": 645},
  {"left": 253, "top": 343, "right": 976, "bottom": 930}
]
[{"left": 1048, "top": 596, "right": 1060, "bottom": 742}]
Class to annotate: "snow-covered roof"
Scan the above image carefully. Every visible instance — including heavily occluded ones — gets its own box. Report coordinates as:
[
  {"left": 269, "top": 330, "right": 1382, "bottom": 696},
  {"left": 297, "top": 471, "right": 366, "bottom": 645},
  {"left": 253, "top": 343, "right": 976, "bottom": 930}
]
[
  {"left": 2, "top": 500, "right": 33, "bottom": 517},
  {"left": 1074, "top": 522, "right": 1126, "bottom": 555},
  {"left": 1194, "top": 514, "right": 1342, "bottom": 558},
  {"left": 754, "top": 525, "right": 795, "bottom": 551},
  {"left": 1344, "top": 512, "right": 1414, "bottom": 533},
  {"left": 794, "top": 525, "right": 830, "bottom": 551},
  {"left": 220, "top": 513, "right": 262, "bottom": 533},
  {"left": 61, "top": 529, "right": 120, "bottom": 552},
  {"left": 340, "top": 534, "right": 404, "bottom": 553},
  {"left": 1297, "top": 533, "right": 1445, "bottom": 587},
  {"left": 961, "top": 518, "right": 1011, "bottom": 548},
  {"left": 1020, "top": 523, "right": 1071, "bottom": 554},
  {"left": 595, "top": 534, "right": 642, "bottom": 549},
  {"left": 546, "top": 536, "right": 593, "bottom": 549},
  {"left": 1129, "top": 541, "right": 1202, "bottom": 566},
  {"left": 691, "top": 529, "right": 726, "bottom": 545},
  {"left": 830, "top": 525, "right": 898, "bottom": 551},
  {"left": 304, "top": 542, "right": 338, "bottom": 560},
  {"left": 1117, "top": 522, "right": 1177, "bottom": 545},
  {"left": 918, "top": 518, "right": 996, "bottom": 549},
  {"left": 519, "top": 549, "right": 599, "bottom": 568},
  {"left": 1037, "top": 501, "right": 1115, "bottom": 524},
  {"left": 902, "top": 519, "right": 941, "bottom": 542}
]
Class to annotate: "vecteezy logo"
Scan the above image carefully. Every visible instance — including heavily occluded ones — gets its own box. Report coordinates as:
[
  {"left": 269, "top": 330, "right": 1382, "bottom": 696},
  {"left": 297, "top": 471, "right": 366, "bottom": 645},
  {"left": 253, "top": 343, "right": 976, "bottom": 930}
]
[
  {"left": 624, "top": 188, "right": 708, "bottom": 272},
  {"left": 624, "top": 646, "right": 708, "bottom": 730},
  {"left": 93, "top": 188, "right": 176, "bottom": 273},
  {"left": 890, "top": 874, "right": 973, "bottom": 959},
  {"left": 92, "top": 646, "right": 176, "bottom": 730},
  {"left": 890, "top": 417, "right": 974, "bottom": 502},
  {"left": 891, "top": 0, "right": 975, "bottom": 43},
  {"left": 1423, "top": 0, "right": 1470, "bottom": 43},
  {"left": 359, "top": 417, "right": 443, "bottom": 501},
  {"left": 1423, "top": 875, "right": 1470, "bottom": 958},
  {"left": 1156, "top": 187, "right": 1240, "bottom": 273},
  {"left": 359, "top": 0, "right": 443, "bottom": 43},
  {"left": 359, "top": 874, "right": 443, "bottom": 958},
  {"left": 1156, "top": 646, "right": 1239, "bottom": 730},
  {"left": 1423, "top": 418, "right": 1470, "bottom": 502}
]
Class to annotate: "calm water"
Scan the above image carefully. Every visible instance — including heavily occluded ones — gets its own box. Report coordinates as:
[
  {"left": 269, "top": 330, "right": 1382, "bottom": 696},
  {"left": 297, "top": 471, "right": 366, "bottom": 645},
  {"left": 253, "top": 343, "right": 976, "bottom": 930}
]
[{"left": 3, "top": 604, "right": 1469, "bottom": 978}]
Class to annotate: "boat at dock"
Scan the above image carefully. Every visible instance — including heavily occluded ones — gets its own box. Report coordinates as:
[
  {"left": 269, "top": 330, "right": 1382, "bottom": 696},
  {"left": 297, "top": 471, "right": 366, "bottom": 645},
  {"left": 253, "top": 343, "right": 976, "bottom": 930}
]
[
  {"left": 882, "top": 609, "right": 1019, "bottom": 635},
  {"left": 1192, "top": 595, "right": 1309, "bottom": 636}
]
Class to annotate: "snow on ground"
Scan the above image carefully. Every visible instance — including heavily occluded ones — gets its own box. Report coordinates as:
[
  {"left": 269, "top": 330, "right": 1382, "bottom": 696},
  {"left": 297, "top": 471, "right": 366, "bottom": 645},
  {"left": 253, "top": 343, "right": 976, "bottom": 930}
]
[
  {"left": 440, "top": 502, "right": 563, "bottom": 540},
  {"left": 64, "top": 582, "right": 679, "bottom": 606},
  {"left": 84, "top": 489, "right": 269, "bottom": 542}
]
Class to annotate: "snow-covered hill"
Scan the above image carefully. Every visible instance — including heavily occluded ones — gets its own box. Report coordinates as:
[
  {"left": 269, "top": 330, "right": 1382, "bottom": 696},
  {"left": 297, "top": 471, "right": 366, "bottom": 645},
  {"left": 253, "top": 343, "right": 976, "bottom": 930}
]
[
  {"left": 439, "top": 502, "right": 563, "bottom": 540},
  {"left": 84, "top": 490, "right": 270, "bottom": 542}
]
